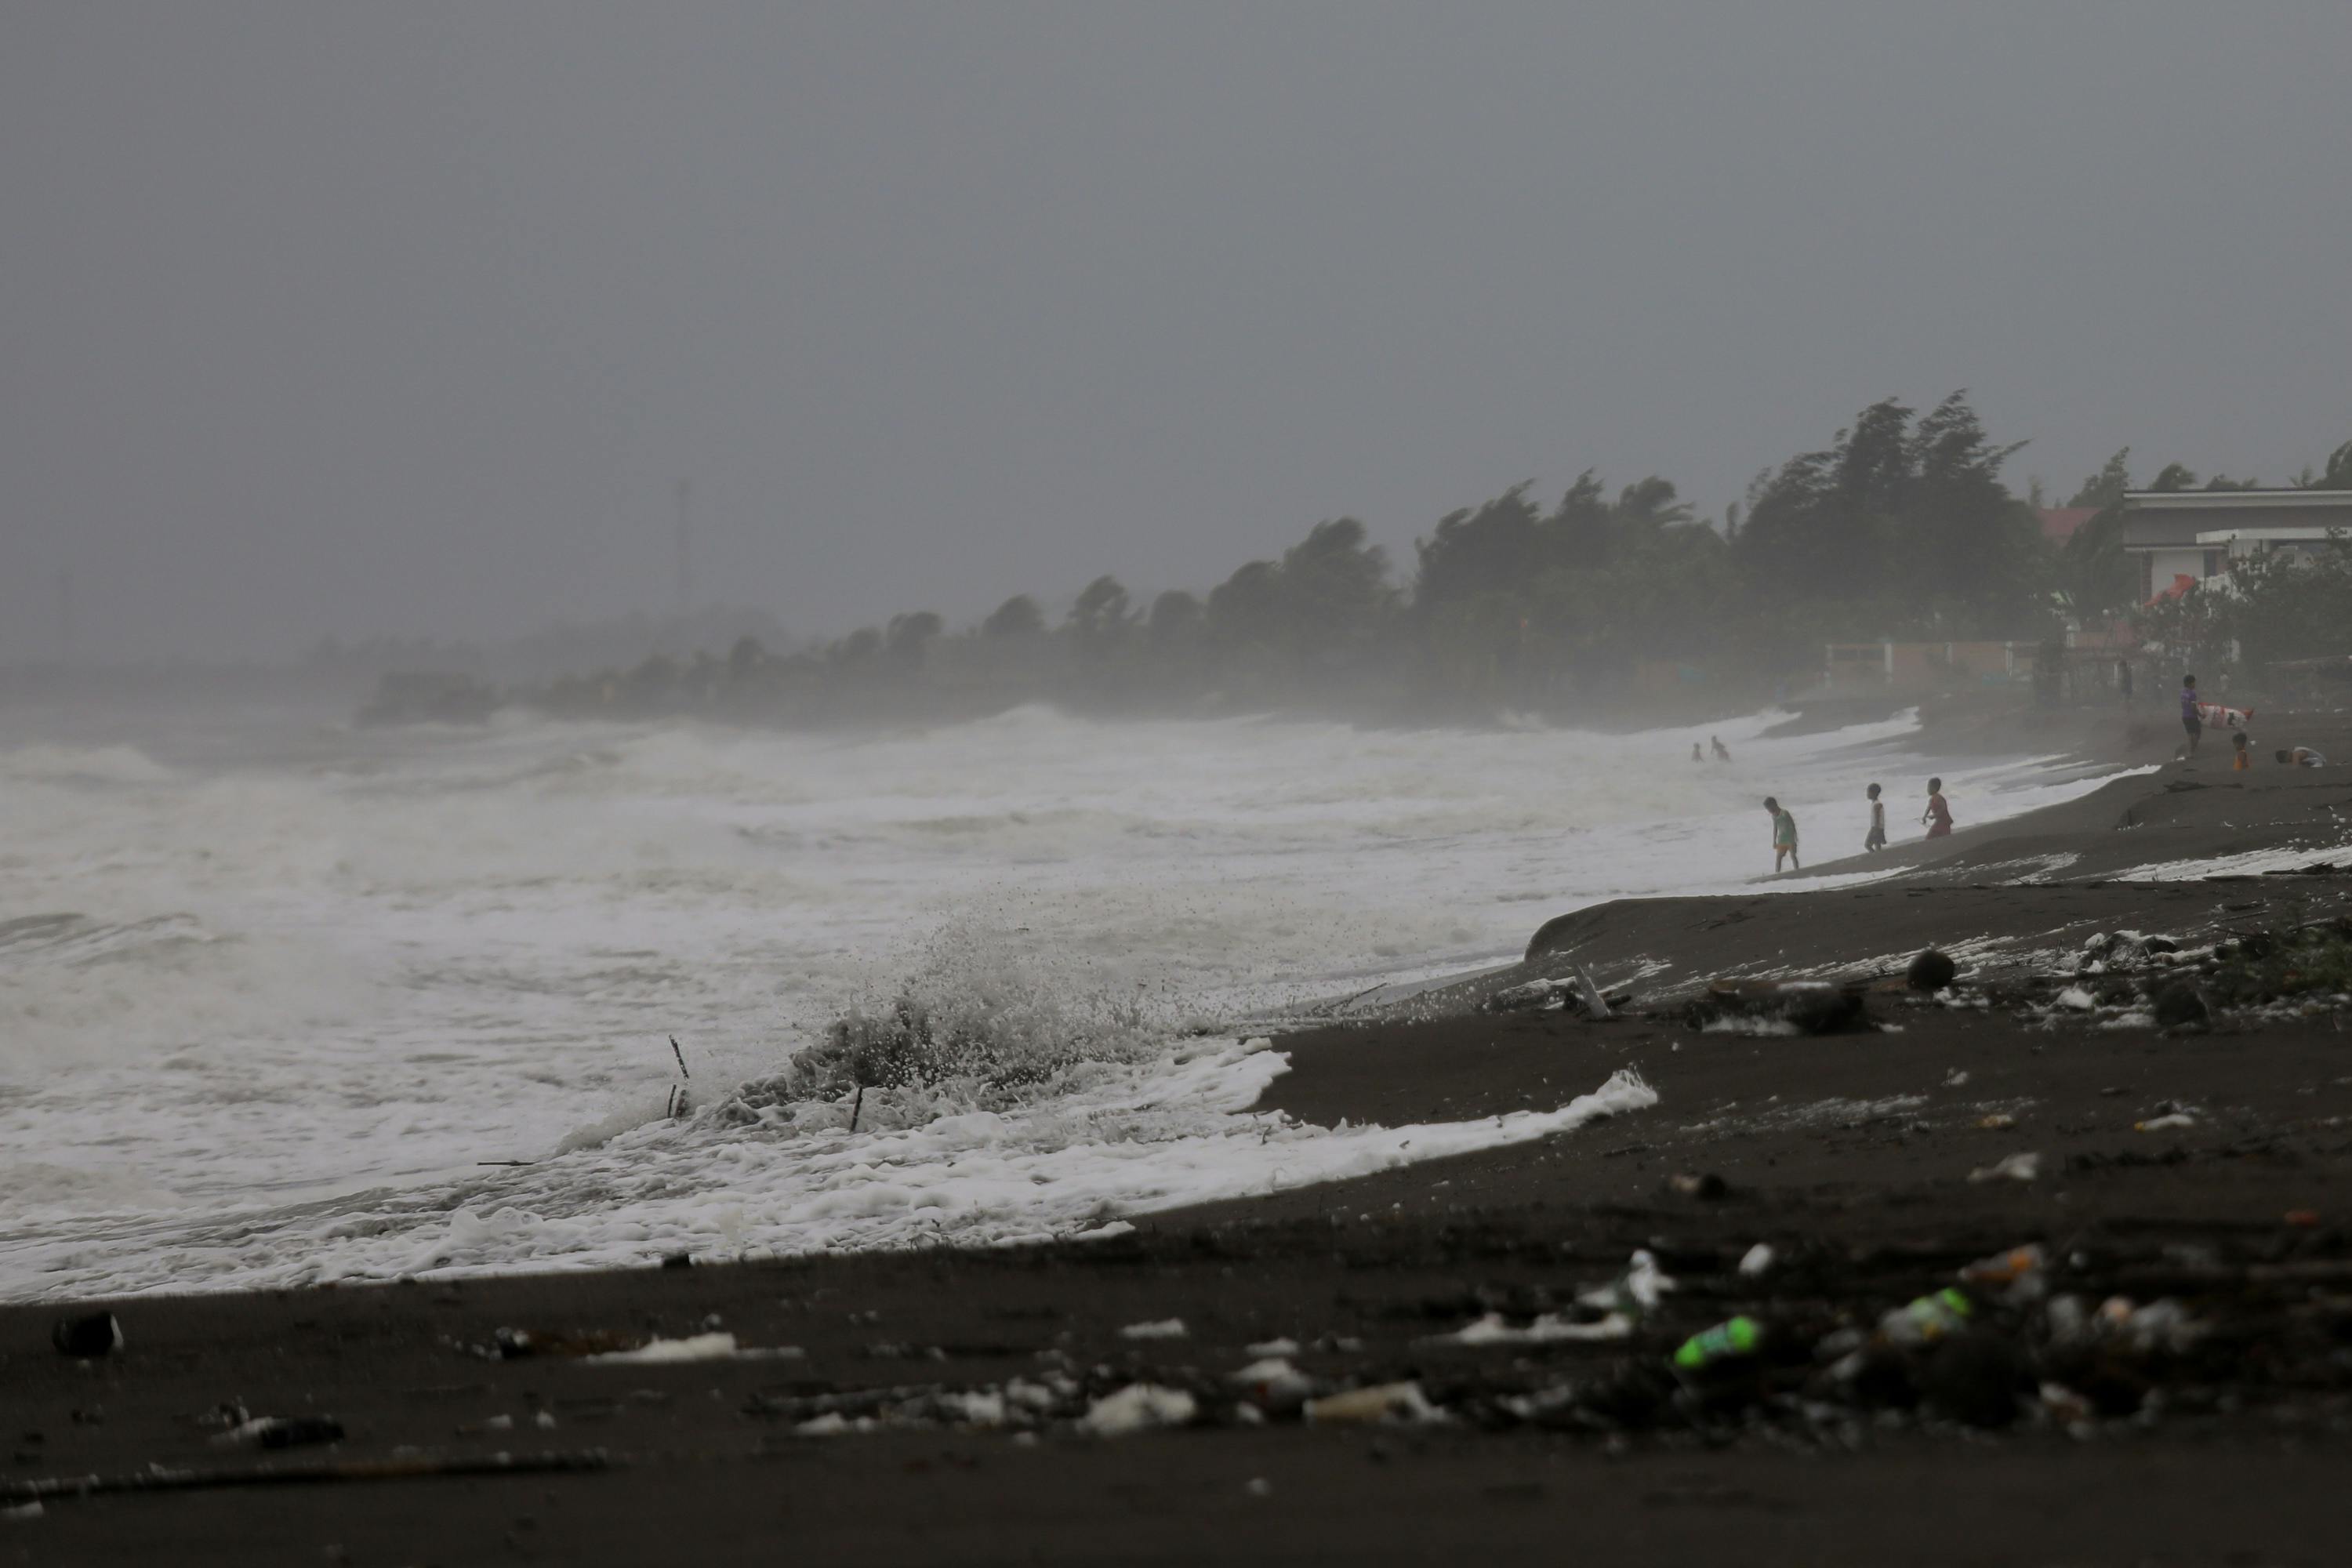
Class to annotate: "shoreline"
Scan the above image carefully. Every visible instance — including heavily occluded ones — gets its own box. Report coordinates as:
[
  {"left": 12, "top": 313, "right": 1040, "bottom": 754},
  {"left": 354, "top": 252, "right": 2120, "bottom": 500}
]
[{"left": 8, "top": 704, "right": 2352, "bottom": 1560}]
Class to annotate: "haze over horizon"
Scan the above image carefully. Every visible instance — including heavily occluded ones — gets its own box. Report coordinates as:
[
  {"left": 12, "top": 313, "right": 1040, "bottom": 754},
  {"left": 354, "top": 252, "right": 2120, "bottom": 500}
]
[{"left": 5, "top": 2, "right": 2347, "bottom": 664}]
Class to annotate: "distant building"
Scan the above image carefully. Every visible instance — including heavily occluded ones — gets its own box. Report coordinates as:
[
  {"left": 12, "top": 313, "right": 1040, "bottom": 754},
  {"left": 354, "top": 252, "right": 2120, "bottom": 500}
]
[{"left": 2120, "top": 490, "right": 2352, "bottom": 603}]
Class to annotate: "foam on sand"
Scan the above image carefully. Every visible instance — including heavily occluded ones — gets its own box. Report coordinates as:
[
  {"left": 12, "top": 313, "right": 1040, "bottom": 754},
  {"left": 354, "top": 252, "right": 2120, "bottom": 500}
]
[{"left": 1, "top": 1047, "right": 1653, "bottom": 1299}]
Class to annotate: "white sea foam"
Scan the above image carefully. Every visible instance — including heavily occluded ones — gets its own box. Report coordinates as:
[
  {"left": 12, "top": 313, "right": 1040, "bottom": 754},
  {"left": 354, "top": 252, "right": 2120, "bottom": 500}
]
[{"left": 0, "top": 702, "right": 2129, "bottom": 1298}]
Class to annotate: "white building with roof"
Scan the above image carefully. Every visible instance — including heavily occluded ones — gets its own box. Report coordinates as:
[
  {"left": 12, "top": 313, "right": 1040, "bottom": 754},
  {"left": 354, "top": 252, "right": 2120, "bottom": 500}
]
[{"left": 2120, "top": 490, "right": 2352, "bottom": 602}]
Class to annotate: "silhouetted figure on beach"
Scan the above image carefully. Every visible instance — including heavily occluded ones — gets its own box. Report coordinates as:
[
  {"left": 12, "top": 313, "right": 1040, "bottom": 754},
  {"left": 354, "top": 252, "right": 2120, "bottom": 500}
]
[
  {"left": 1691, "top": 742, "right": 1704, "bottom": 764},
  {"left": 1765, "top": 796, "right": 1799, "bottom": 873},
  {"left": 1864, "top": 782, "right": 1887, "bottom": 851},
  {"left": 1711, "top": 735, "right": 1732, "bottom": 762},
  {"left": 2117, "top": 659, "right": 2134, "bottom": 706},
  {"left": 1922, "top": 777, "right": 1953, "bottom": 840},
  {"left": 2180, "top": 673, "right": 2202, "bottom": 757}
]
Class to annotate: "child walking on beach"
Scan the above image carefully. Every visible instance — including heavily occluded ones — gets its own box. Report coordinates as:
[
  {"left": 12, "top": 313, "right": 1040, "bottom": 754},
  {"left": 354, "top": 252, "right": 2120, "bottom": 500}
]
[
  {"left": 1765, "top": 797, "right": 1799, "bottom": 873},
  {"left": 2233, "top": 731, "right": 2252, "bottom": 771},
  {"left": 1922, "top": 778, "right": 1953, "bottom": 840},
  {"left": 2181, "top": 673, "right": 2202, "bottom": 758},
  {"left": 1864, "top": 783, "right": 1887, "bottom": 851}
]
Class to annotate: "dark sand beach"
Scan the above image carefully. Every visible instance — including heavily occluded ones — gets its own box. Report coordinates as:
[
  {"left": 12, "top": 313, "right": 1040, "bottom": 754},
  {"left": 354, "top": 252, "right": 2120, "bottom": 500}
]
[{"left": 9, "top": 708, "right": 2352, "bottom": 1565}]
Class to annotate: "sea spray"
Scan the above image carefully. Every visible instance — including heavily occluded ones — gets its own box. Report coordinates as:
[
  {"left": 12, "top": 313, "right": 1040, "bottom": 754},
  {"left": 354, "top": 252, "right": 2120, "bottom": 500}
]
[{"left": 724, "top": 921, "right": 1178, "bottom": 1130}]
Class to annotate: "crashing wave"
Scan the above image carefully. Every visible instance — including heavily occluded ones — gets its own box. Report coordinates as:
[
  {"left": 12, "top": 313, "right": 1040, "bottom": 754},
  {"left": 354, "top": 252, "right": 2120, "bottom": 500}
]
[{"left": 720, "top": 924, "right": 1176, "bottom": 1128}]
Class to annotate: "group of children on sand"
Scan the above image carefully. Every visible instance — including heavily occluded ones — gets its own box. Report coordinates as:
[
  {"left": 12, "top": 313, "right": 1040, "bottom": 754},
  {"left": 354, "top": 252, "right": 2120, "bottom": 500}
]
[
  {"left": 2177, "top": 672, "right": 2327, "bottom": 771},
  {"left": 1762, "top": 778, "right": 1951, "bottom": 873}
]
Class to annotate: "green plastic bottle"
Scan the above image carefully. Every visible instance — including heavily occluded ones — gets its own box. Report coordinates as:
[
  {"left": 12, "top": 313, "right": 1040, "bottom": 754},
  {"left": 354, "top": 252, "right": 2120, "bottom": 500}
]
[{"left": 1673, "top": 1315, "right": 1762, "bottom": 1372}]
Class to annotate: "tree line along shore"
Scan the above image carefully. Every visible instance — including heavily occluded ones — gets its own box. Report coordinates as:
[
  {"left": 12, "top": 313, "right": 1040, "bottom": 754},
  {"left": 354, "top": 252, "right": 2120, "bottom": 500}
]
[{"left": 474, "top": 397, "right": 2352, "bottom": 729}]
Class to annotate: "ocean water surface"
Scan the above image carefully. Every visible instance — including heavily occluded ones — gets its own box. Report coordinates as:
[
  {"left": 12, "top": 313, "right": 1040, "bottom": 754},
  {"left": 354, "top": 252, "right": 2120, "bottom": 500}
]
[{"left": 0, "top": 699, "right": 2118, "bottom": 1297}]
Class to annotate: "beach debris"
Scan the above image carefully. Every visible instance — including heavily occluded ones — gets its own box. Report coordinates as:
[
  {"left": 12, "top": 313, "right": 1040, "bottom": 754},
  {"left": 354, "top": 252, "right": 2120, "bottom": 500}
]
[
  {"left": 1878, "top": 1287, "right": 1976, "bottom": 1348},
  {"left": 1570, "top": 967, "right": 1613, "bottom": 1020},
  {"left": 1431, "top": 1312, "right": 1634, "bottom": 1347},
  {"left": 2135, "top": 1109, "right": 2197, "bottom": 1132},
  {"left": 1665, "top": 1171, "right": 1729, "bottom": 1200},
  {"left": 1907, "top": 949, "right": 1958, "bottom": 992},
  {"left": 1486, "top": 978, "right": 1564, "bottom": 1011},
  {"left": 1245, "top": 1337, "right": 1299, "bottom": 1357},
  {"left": 1671, "top": 1316, "right": 1760, "bottom": 1376},
  {"left": 1229, "top": 1357, "right": 1314, "bottom": 1415},
  {"left": 1, "top": 1450, "right": 611, "bottom": 1505},
  {"left": 209, "top": 1416, "right": 346, "bottom": 1451},
  {"left": 1967, "top": 1152, "right": 2042, "bottom": 1183},
  {"left": 1483, "top": 968, "right": 1625, "bottom": 1017},
  {"left": 1118, "top": 1318, "right": 1188, "bottom": 1341},
  {"left": 1958, "top": 1244, "right": 2047, "bottom": 1304},
  {"left": 1976, "top": 1113, "right": 2016, "bottom": 1130},
  {"left": 1305, "top": 1381, "right": 1440, "bottom": 1425},
  {"left": 2152, "top": 982, "right": 2211, "bottom": 1029},
  {"left": 583, "top": 1332, "right": 740, "bottom": 1365},
  {"left": 1079, "top": 1384, "right": 1197, "bottom": 1437},
  {"left": 50, "top": 1312, "right": 122, "bottom": 1359},
  {"left": 484, "top": 1327, "right": 638, "bottom": 1360},
  {"left": 1577, "top": 1249, "right": 1676, "bottom": 1316},
  {"left": 1737, "top": 1243, "right": 1776, "bottom": 1277},
  {"left": 1693, "top": 978, "right": 1868, "bottom": 1035}
]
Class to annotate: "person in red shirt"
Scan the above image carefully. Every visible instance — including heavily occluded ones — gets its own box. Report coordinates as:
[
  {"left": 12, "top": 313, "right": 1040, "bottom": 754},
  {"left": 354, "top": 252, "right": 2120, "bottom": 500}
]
[{"left": 1922, "top": 778, "right": 1954, "bottom": 840}]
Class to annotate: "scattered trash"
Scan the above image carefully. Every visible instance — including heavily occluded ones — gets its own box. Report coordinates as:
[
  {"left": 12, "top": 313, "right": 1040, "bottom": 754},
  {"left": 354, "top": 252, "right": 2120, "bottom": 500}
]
[
  {"left": 2054, "top": 986, "right": 2097, "bottom": 1011},
  {"left": 209, "top": 1416, "right": 346, "bottom": 1451},
  {"left": 2136, "top": 1112, "right": 2197, "bottom": 1132},
  {"left": 1907, "top": 949, "right": 1958, "bottom": 992},
  {"left": 1958, "top": 1244, "right": 2047, "bottom": 1303},
  {"left": 1879, "top": 1287, "right": 1976, "bottom": 1348},
  {"left": 584, "top": 1333, "right": 739, "bottom": 1365},
  {"left": 1229, "top": 1358, "right": 1314, "bottom": 1415},
  {"left": 1693, "top": 978, "right": 1869, "bottom": 1035},
  {"left": 50, "top": 1312, "right": 122, "bottom": 1359},
  {"left": 1305, "top": 1381, "right": 1440, "bottom": 1425},
  {"left": 1736, "top": 1243, "right": 1776, "bottom": 1277},
  {"left": 1967, "top": 1152, "right": 2042, "bottom": 1183},
  {"left": 3, "top": 1502, "right": 43, "bottom": 1521},
  {"left": 486, "top": 1327, "right": 637, "bottom": 1360},
  {"left": 1977, "top": 1113, "right": 2016, "bottom": 1130},
  {"left": 1244, "top": 1476, "right": 1272, "bottom": 1498},
  {"left": 1577, "top": 1250, "right": 1676, "bottom": 1316},
  {"left": 1079, "top": 1385, "right": 1197, "bottom": 1437},
  {"left": 1245, "top": 1337, "right": 1299, "bottom": 1357},
  {"left": 1671, "top": 1316, "right": 1761, "bottom": 1375},
  {"left": 1665, "top": 1171, "right": 1729, "bottom": 1200},
  {"left": 1570, "top": 967, "right": 1613, "bottom": 1021},
  {"left": 1432, "top": 1312, "right": 1633, "bottom": 1347},
  {"left": 1118, "top": 1318, "right": 1188, "bottom": 1341}
]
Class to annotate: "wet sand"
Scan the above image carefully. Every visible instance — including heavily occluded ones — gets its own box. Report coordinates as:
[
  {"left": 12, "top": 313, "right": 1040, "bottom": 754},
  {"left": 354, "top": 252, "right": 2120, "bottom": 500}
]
[{"left": 6, "top": 706, "right": 2352, "bottom": 1564}]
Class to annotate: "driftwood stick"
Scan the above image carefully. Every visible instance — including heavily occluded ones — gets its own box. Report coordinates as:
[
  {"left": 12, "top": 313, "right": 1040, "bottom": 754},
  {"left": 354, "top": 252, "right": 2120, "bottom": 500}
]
[
  {"left": 1, "top": 1448, "right": 612, "bottom": 1504},
  {"left": 849, "top": 1084, "right": 864, "bottom": 1134},
  {"left": 669, "top": 1036, "right": 690, "bottom": 1078}
]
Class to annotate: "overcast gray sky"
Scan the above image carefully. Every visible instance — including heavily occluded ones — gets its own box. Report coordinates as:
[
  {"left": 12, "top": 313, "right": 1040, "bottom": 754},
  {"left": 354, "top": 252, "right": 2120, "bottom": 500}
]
[{"left": 5, "top": 2, "right": 2347, "bottom": 662}]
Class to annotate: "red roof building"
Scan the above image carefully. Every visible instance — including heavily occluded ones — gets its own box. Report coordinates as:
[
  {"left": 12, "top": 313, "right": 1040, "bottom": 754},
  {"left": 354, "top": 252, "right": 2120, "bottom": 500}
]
[{"left": 2037, "top": 506, "right": 2099, "bottom": 545}]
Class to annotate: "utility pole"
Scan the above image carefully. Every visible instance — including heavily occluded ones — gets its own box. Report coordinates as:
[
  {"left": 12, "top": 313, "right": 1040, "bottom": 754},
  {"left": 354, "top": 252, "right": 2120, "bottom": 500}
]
[{"left": 673, "top": 479, "right": 693, "bottom": 620}]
